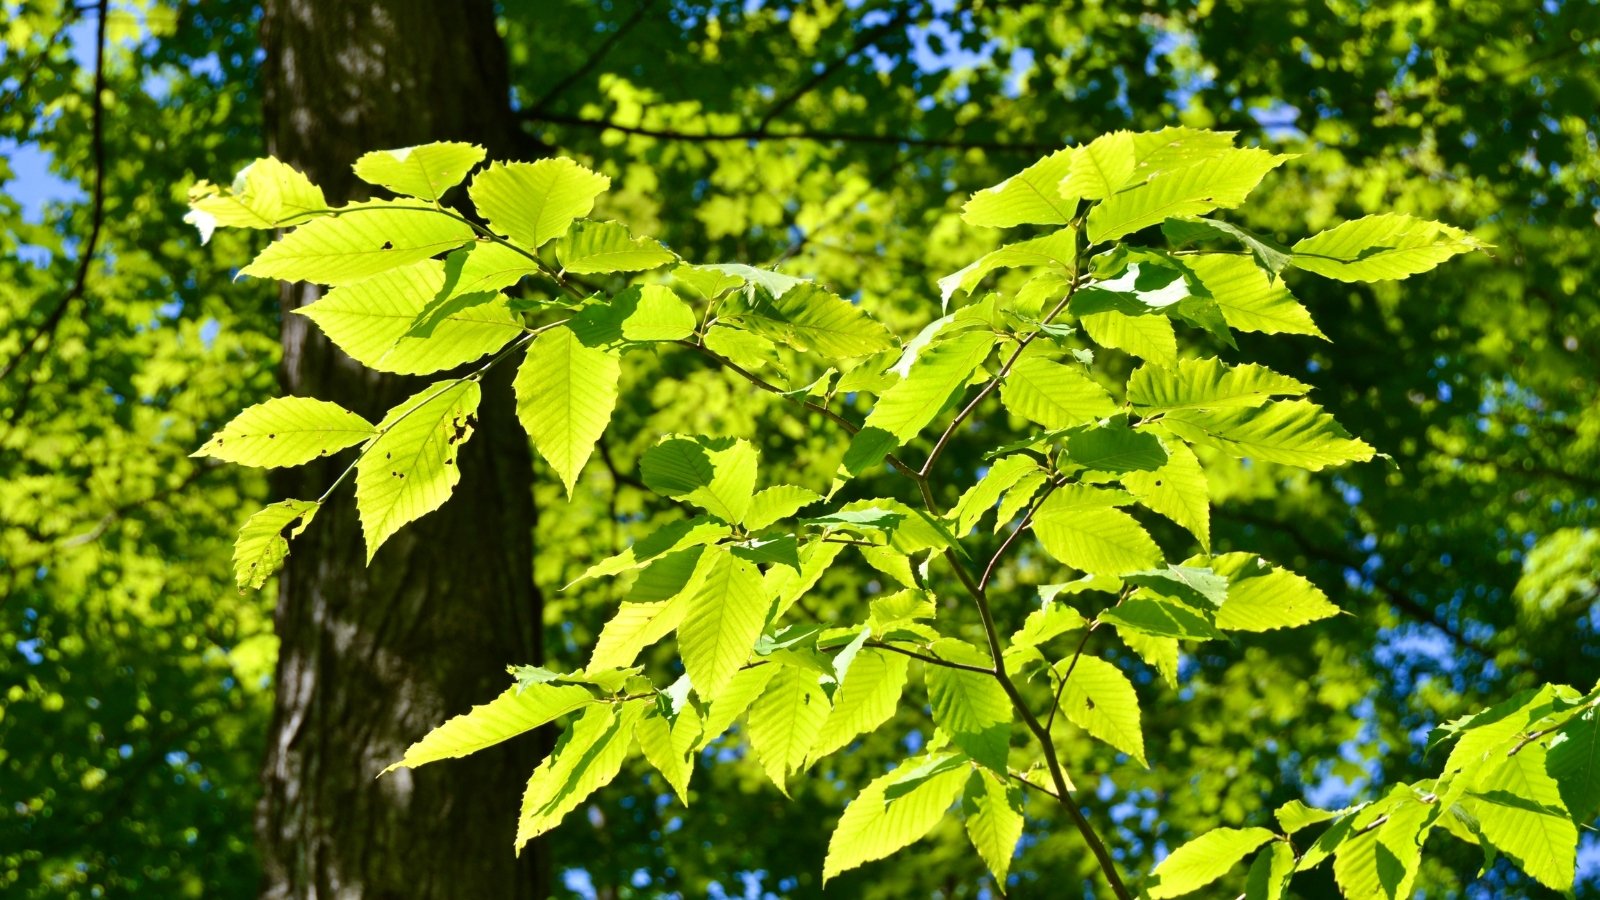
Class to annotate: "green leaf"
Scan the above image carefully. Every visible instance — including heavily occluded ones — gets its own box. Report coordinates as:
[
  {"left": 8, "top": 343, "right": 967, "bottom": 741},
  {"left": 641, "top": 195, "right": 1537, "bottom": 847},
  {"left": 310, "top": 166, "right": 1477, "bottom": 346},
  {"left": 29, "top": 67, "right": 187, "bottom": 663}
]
[
  {"left": 515, "top": 326, "right": 620, "bottom": 496},
  {"left": 470, "top": 158, "right": 610, "bottom": 250},
  {"left": 1163, "top": 399, "right": 1374, "bottom": 471},
  {"left": 744, "top": 485, "right": 823, "bottom": 532},
  {"left": 185, "top": 156, "right": 326, "bottom": 236},
  {"left": 1466, "top": 747, "right": 1578, "bottom": 890},
  {"left": 1120, "top": 439, "right": 1210, "bottom": 551},
  {"left": 1117, "top": 629, "right": 1179, "bottom": 689},
  {"left": 1086, "top": 149, "right": 1291, "bottom": 244},
  {"left": 567, "top": 518, "right": 728, "bottom": 587},
  {"left": 240, "top": 201, "right": 474, "bottom": 285},
  {"left": 1275, "top": 799, "right": 1341, "bottom": 834},
  {"left": 697, "top": 262, "right": 807, "bottom": 298},
  {"left": 728, "top": 282, "right": 896, "bottom": 360},
  {"left": 993, "top": 469, "right": 1049, "bottom": 533},
  {"left": 1331, "top": 794, "right": 1433, "bottom": 900},
  {"left": 1292, "top": 213, "right": 1481, "bottom": 282},
  {"left": 961, "top": 148, "right": 1077, "bottom": 228},
  {"left": 926, "top": 640, "right": 1011, "bottom": 773},
  {"left": 1548, "top": 706, "right": 1600, "bottom": 823},
  {"left": 1080, "top": 310, "right": 1178, "bottom": 366},
  {"left": 999, "top": 355, "right": 1117, "bottom": 429},
  {"left": 639, "top": 435, "right": 759, "bottom": 524},
  {"left": 232, "top": 500, "right": 319, "bottom": 590},
  {"left": 1147, "top": 827, "right": 1276, "bottom": 899},
  {"left": 1126, "top": 127, "right": 1241, "bottom": 178},
  {"left": 857, "top": 330, "right": 995, "bottom": 444},
  {"left": 620, "top": 284, "right": 697, "bottom": 342},
  {"left": 1243, "top": 839, "right": 1295, "bottom": 900},
  {"left": 951, "top": 455, "right": 1043, "bottom": 535},
  {"left": 355, "top": 380, "right": 481, "bottom": 562},
  {"left": 514, "top": 700, "right": 644, "bottom": 852},
  {"left": 1207, "top": 553, "right": 1340, "bottom": 632},
  {"left": 635, "top": 707, "right": 698, "bottom": 805},
  {"left": 352, "top": 142, "right": 485, "bottom": 202},
  {"left": 1061, "top": 131, "right": 1136, "bottom": 199},
  {"left": 1053, "top": 655, "right": 1145, "bottom": 764},
  {"left": 1164, "top": 217, "right": 1294, "bottom": 279},
  {"left": 385, "top": 682, "right": 592, "bottom": 773},
  {"left": 747, "top": 665, "right": 830, "bottom": 795},
  {"left": 1064, "top": 422, "right": 1168, "bottom": 472},
  {"left": 295, "top": 259, "right": 522, "bottom": 374},
  {"left": 810, "top": 648, "right": 910, "bottom": 763},
  {"left": 195, "top": 397, "right": 375, "bottom": 468},
  {"left": 1129, "top": 358, "right": 1309, "bottom": 414},
  {"left": 1034, "top": 494, "right": 1161, "bottom": 576},
  {"left": 962, "top": 769, "right": 1024, "bottom": 886},
  {"left": 767, "top": 541, "right": 845, "bottom": 620},
  {"left": 822, "top": 752, "right": 970, "bottom": 883},
  {"left": 939, "top": 227, "right": 1077, "bottom": 307},
  {"left": 1184, "top": 254, "right": 1323, "bottom": 338},
  {"left": 678, "top": 548, "right": 768, "bottom": 701},
  {"left": 555, "top": 219, "right": 676, "bottom": 274},
  {"left": 589, "top": 597, "right": 690, "bottom": 671},
  {"left": 673, "top": 263, "right": 746, "bottom": 299},
  {"left": 1099, "top": 594, "right": 1222, "bottom": 641},
  {"left": 696, "top": 664, "right": 778, "bottom": 749}
]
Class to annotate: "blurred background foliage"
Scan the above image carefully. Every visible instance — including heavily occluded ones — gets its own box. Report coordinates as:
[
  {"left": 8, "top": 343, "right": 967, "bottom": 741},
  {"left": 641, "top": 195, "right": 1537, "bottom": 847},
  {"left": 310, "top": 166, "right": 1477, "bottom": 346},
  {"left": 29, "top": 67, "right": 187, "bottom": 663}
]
[{"left": 1, "top": 0, "right": 1597, "bottom": 896}]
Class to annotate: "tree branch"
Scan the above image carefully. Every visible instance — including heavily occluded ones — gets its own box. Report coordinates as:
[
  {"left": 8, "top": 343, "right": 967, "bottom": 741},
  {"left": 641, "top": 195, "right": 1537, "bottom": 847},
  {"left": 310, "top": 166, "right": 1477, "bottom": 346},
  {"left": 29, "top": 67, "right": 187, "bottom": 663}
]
[
  {"left": 522, "top": 110, "right": 1056, "bottom": 153},
  {"left": 752, "top": 5, "right": 915, "bottom": 134},
  {"left": 0, "top": 0, "right": 109, "bottom": 387},
  {"left": 526, "top": 0, "right": 657, "bottom": 115}
]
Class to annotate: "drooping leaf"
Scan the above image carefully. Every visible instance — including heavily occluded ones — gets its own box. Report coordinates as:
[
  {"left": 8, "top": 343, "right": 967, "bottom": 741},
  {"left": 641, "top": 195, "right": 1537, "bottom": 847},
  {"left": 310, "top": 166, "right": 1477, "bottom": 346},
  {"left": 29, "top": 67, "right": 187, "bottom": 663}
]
[
  {"left": 809, "top": 649, "right": 910, "bottom": 764},
  {"left": 232, "top": 500, "right": 319, "bottom": 590},
  {"left": 696, "top": 664, "right": 779, "bottom": 748},
  {"left": 926, "top": 640, "right": 1011, "bottom": 773},
  {"left": 1465, "top": 747, "right": 1578, "bottom": 891},
  {"left": 747, "top": 665, "right": 830, "bottom": 795},
  {"left": 1292, "top": 213, "right": 1481, "bottom": 282},
  {"left": 962, "top": 769, "right": 1025, "bottom": 886},
  {"left": 352, "top": 142, "right": 486, "bottom": 202},
  {"left": 1331, "top": 794, "right": 1433, "bottom": 900},
  {"left": 555, "top": 219, "right": 677, "bottom": 273},
  {"left": 1547, "top": 707, "right": 1600, "bottom": 823},
  {"left": 1064, "top": 422, "right": 1168, "bottom": 472},
  {"left": 1128, "top": 358, "right": 1310, "bottom": 414},
  {"left": 822, "top": 753, "right": 970, "bottom": 882},
  {"left": 1120, "top": 439, "right": 1210, "bottom": 551},
  {"left": 1099, "top": 593, "right": 1223, "bottom": 641},
  {"left": 961, "top": 148, "right": 1077, "bottom": 228},
  {"left": 470, "top": 158, "right": 610, "bottom": 250},
  {"left": 385, "top": 682, "right": 592, "bottom": 773},
  {"left": 295, "top": 259, "right": 522, "bottom": 374},
  {"left": 1053, "top": 655, "right": 1146, "bottom": 765},
  {"left": 195, "top": 397, "right": 375, "bottom": 468},
  {"left": 1146, "top": 828, "right": 1277, "bottom": 899},
  {"left": 635, "top": 707, "right": 698, "bottom": 805},
  {"left": 355, "top": 380, "right": 481, "bottom": 561},
  {"left": 567, "top": 518, "right": 728, "bottom": 587},
  {"left": 678, "top": 548, "right": 768, "bottom": 701},
  {"left": 1242, "top": 839, "right": 1296, "bottom": 900},
  {"left": 639, "top": 435, "right": 759, "bottom": 524},
  {"left": 240, "top": 201, "right": 474, "bottom": 285},
  {"left": 1086, "top": 149, "right": 1292, "bottom": 244},
  {"left": 1164, "top": 217, "right": 1293, "bottom": 278},
  {"left": 998, "top": 355, "right": 1117, "bottom": 429},
  {"left": 514, "top": 700, "right": 645, "bottom": 852},
  {"left": 514, "top": 325, "right": 621, "bottom": 496},
  {"left": 1163, "top": 399, "right": 1374, "bottom": 471}
]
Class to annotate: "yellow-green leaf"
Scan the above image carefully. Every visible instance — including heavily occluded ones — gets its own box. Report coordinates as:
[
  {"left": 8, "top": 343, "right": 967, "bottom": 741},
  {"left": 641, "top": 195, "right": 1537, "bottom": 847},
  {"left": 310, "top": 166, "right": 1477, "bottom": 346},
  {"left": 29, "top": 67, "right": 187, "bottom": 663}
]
[
  {"left": 385, "top": 682, "right": 592, "bottom": 773},
  {"left": 240, "top": 200, "right": 474, "bottom": 285},
  {"left": 1147, "top": 827, "right": 1277, "bottom": 899},
  {"left": 1053, "top": 655, "right": 1145, "bottom": 764},
  {"left": 515, "top": 326, "right": 621, "bottom": 496},
  {"left": 678, "top": 548, "right": 768, "bottom": 701},
  {"left": 822, "top": 753, "right": 970, "bottom": 882},
  {"left": 352, "top": 141, "right": 485, "bottom": 202},
  {"left": 470, "top": 158, "right": 610, "bottom": 250},
  {"left": 232, "top": 499, "right": 319, "bottom": 590},
  {"left": 514, "top": 700, "right": 644, "bottom": 852},
  {"left": 195, "top": 397, "right": 375, "bottom": 468},
  {"left": 355, "top": 380, "right": 480, "bottom": 561}
]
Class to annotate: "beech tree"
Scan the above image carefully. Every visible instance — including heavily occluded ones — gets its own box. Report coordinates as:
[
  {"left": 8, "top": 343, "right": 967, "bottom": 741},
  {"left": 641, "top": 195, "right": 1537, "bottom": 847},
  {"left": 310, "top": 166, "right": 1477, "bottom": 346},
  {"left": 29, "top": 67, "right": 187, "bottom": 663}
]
[{"left": 187, "top": 129, "right": 1592, "bottom": 898}]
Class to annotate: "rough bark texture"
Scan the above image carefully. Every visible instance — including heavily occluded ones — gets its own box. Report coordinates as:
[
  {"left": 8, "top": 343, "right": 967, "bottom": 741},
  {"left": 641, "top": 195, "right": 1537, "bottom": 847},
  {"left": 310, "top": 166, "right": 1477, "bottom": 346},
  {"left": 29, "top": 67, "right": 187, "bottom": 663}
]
[{"left": 258, "top": 1, "right": 547, "bottom": 897}]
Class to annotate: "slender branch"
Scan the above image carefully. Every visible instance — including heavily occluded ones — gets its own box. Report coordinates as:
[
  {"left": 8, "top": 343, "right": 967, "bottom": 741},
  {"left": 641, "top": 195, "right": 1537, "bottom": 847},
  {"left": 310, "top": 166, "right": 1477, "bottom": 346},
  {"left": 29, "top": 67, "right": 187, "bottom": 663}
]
[
  {"left": 1047, "top": 622, "right": 1100, "bottom": 733},
  {"left": 919, "top": 266, "right": 1087, "bottom": 480},
  {"left": 979, "top": 477, "right": 1062, "bottom": 589},
  {"left": 0, "top": 0, "right": 109, "bottom": 386},
  {"left": 868, "top": 641, "right": 994, "bottom": 676},
  {"left": 527, "top": 0, "right": 657, "bottom": 115},
  {"left": 0, "top": 1, "right": 75, "bottom": 123},
  {"left": 521, "top": 110, "right": 1056, "bottom": 153}
]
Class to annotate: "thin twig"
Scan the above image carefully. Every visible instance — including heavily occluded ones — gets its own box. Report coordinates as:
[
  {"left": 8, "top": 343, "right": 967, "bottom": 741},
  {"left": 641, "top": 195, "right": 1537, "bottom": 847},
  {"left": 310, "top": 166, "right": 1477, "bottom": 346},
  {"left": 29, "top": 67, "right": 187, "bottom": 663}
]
[
  {"left": 522, "top": 110, "right": 1056, "bottom": 153},
  {"left": 527, "top": 0, "right": 657, "bottom": 115}
]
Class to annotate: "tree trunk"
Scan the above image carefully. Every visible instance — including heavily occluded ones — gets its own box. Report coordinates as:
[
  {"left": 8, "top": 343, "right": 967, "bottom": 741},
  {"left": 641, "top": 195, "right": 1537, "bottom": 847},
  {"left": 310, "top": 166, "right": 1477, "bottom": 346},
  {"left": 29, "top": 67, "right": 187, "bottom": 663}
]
[{"left": 257, "top": 2, "right": 547, "bottom": 897}]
